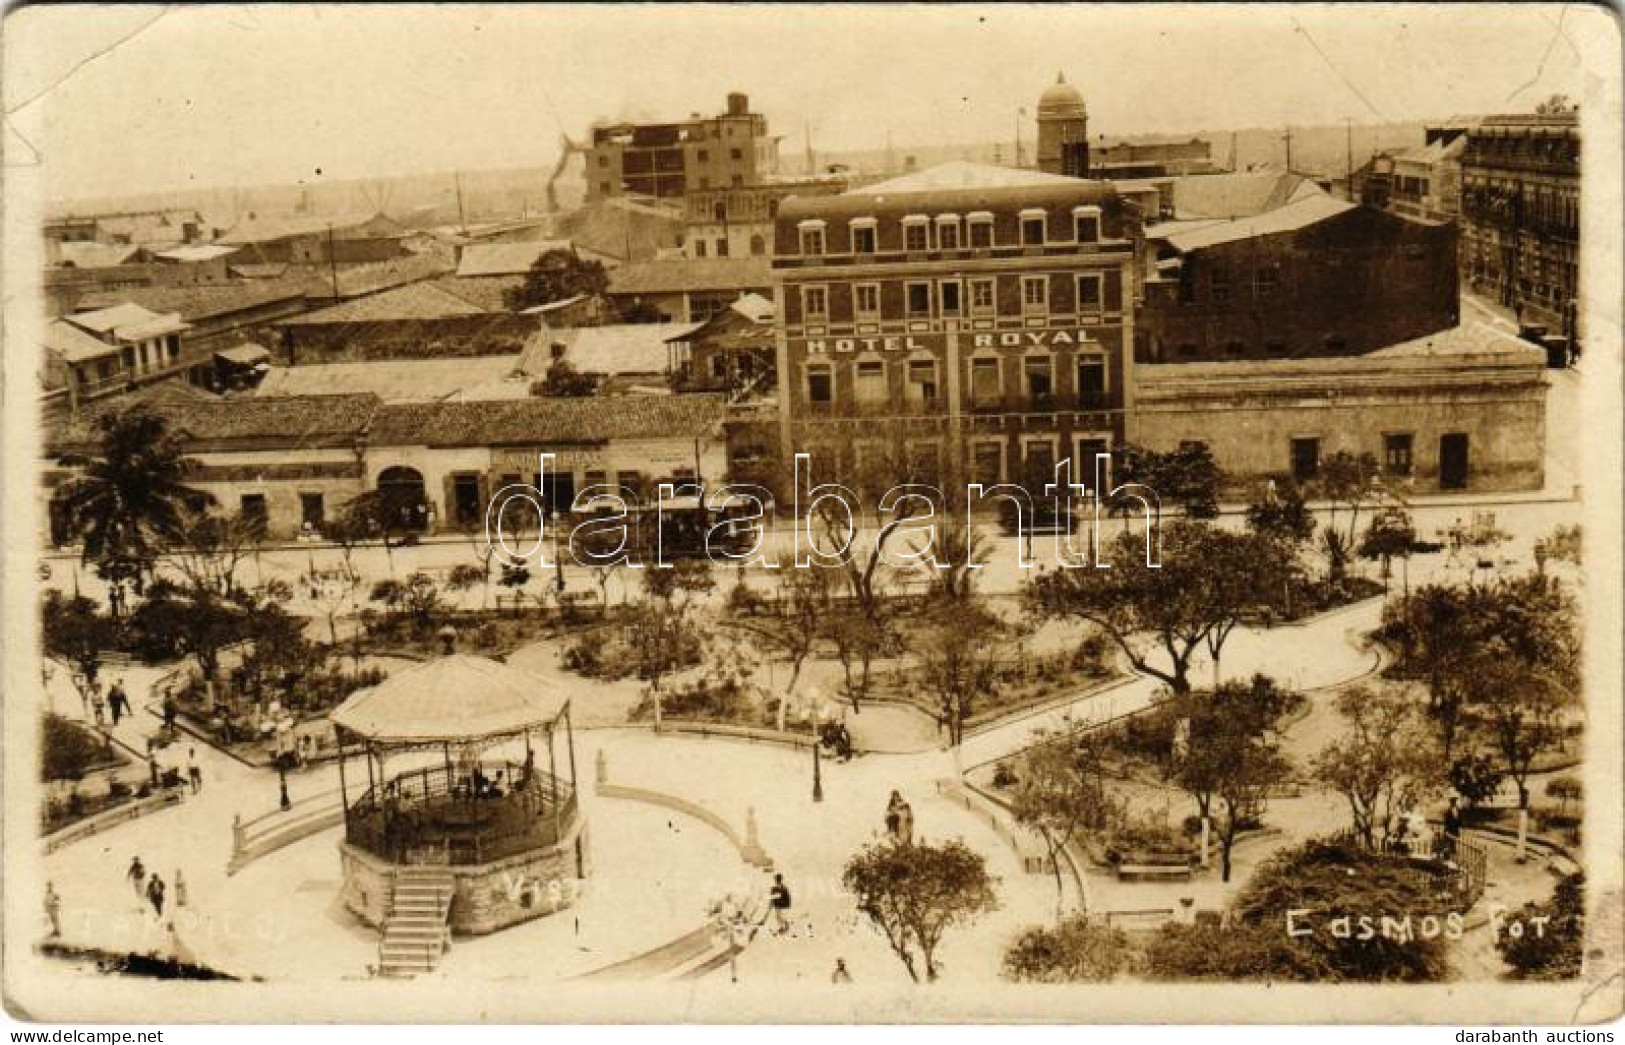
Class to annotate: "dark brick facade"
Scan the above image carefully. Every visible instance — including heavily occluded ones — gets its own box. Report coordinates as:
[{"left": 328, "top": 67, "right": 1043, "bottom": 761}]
[{"left": 1138, "top": 205, "right": 1459, "bottom": 364}]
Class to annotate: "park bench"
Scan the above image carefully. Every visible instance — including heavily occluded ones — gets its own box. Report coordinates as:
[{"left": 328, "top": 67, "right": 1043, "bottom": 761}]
[{"left": 1114, "top": 849, "right": 1195, "bottom": 880}]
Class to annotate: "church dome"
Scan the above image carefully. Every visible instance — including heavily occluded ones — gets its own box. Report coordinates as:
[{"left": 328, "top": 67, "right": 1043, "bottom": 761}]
[{"left": 1037, "top": 72, "right": 1087, "bottom": 120}]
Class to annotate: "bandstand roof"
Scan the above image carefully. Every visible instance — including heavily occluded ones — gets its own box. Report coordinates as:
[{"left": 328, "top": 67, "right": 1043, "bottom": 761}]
[{"left": 331, "top": 655, "right": 569, "bottom": 745}]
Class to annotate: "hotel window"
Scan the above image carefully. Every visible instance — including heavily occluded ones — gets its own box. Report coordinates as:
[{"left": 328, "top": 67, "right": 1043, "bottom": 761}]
[
  {"left": 968, "top": 213, "right": 994, "bottom": 247},
  {"left": 855, "top": 360, "right": 888, "bottom": 405},
  {"left": 1024, "top": 354, "right": 1054, "bottom": 408},
  {"left": 1076, "top": 273, "right": 1103, "bottom": 314},
  {"left": 971, "top": 441, "right": 1005, "bottom": 486},
  {"left": 851, "top": 220, "right": 878, "bottom": 254},
  {"left": 970, "top": 357, "right": 1001, "bottom": 406},
  {"left": 854, "top": 282, "right": 881, "bottom": 320},
  {"left": 1210, "top": 264, "right": 1232, "bottom": 302},
  {"left": 240, "top": 494, "right": 268, "bottom": 530},
  {"left": 1073, "top": 206, "right": 1101, "bottom": 243},
  {"left": 936, "top": 215, "right": 961, "bottom": 250},
  {"left": 1021, "top": 275, "right": 1049, "bottom": 313},
  {"left": 1384, "top": 433, "right": 1414, "bottom": 476},
  {"left": 906, "top": 282, "right": 933, "bottom": 318},
  {"left": 697, "top": 149, "right": 710, "bottom": 162},
  {"left": 730, "top": 148, "right": 743, "bottom": 161},
  {"left": 939, "top": 280, "right": 963, "bottom": 317},
  {"left": 1290, "top": 437, "right": 1321, "bottom": 482},
  {"left": 1254, "top": 264, "right": 1279, "bottom": 298},
  {"left": 1021, "top": 210, "right": 1047, "bottom": 246},
  {"left": 716, "top": 238, "right": 729, "bottom": 258},
  {"left": 906, "top": 359, "right": 939, "bottom": 408},
  {"left": 802, "top": 285, "right": 829, "bottom": 321},
  {"left": 695, "top": 238, "right": 709, "bottom": 258},
  {"left": 903, "top": 218, "right": 930, "bottom": 252},
  {"left": 1076, "top": 356, "right": 1106, "bottom": 408},
  {"left": 799, "top": 223, "right": 826, "bottom": 256},
  {"left": 806, "top": 363, "right": 833, "bottom": 404},
  {"left": 970, "top": 278, "right": 996, "bottom": 315}
]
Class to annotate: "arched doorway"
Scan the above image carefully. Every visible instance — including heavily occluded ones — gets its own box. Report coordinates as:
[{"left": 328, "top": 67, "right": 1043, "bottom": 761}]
[{"left": 377, "top": 466, "right": 430, "bottom": 531}]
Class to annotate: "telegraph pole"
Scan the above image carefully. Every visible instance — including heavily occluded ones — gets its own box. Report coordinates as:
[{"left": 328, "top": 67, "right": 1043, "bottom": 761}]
[
  {"left": 1345, "top": 120, "right": 1354, "bottom": 199},
  {"left": 1282, "top": 127, "right": 1294, "bottom": 173}
]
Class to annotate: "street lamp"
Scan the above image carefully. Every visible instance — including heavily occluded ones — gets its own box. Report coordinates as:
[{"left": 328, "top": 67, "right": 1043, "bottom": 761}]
[
  {"left": 809, "top": 688, "right": 824, "bottom": 803},
  {"left": 550, "top": 510, "right": 565, "bottom": 595}
]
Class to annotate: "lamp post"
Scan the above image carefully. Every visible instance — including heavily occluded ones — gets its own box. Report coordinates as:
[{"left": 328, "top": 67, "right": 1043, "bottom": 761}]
[
  {"left": 550, "top": 510, "right": 565, "bottom": 595},
  {"left": 810, "top": 688, "right": 824, "bottom": 803}
]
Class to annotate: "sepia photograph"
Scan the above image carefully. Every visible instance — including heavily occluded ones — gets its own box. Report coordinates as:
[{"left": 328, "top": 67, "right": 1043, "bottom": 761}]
[{"left": 1, "top": 2, "right": 1620, "bottom": 1027}]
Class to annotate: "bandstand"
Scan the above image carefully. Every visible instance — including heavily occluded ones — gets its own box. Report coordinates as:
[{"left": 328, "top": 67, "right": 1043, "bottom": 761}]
[{"left": 330, "top": 656, "right": 586, "bottom": 947}]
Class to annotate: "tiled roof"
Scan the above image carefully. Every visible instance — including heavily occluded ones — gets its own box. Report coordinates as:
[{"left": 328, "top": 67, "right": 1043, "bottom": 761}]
[
  {"left": 299, "top": 252, "right": 455, "bottom": 300},
  {"left": 431, "top": 275, "right": 526, "bottom": 312},
  {"left": 47, "top": 393, "right": 382, "bottom": 452},
  {"left": 44, "top": 319, "right": 119, "bottom": 363},
  {"left": 217, "top": 212, "right": 398, "bottom": 245},
  {"left": 369, "top": 392, "right": 728, "bottom": 448},
  {"left": 456, "top": 240, "right": 577, "bottom": 277},
  {"left": 607, "top": 258, "right": 771, "bottom": 295},
  {"left": 277, "top": 281, "right": 489, "bottom": 325},
  {"left": 56, "top": 243, "right": 144, "bottom": 268},
  {"left": 255, "top": 356, "right": 533, "bottom": 402},
  {"left": 74, "top": 283, "right": 307, "bottom": 321}
]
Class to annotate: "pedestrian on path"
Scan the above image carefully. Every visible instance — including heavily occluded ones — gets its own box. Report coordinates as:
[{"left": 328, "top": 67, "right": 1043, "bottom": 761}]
[
  {"left": 146, "top": 874, "right": 166, "bottom": 919},
  {"left": 830, "top": 958, "right": 853, "bottom": 984},
  {"left": 162, "top": 692, "right": 179, "bottom": 737},
  {"left": 44, "top": 882, "right": 62, "bottom": 938},
  {"left": 174, "top": 869, "right": 188, "bottom": 909},
  {"left": 728, "top": 915, "right": 751, "bottom": 983},
  {"left": 92, "top": 691, "right": 107, "bottom": 728},
  {"left": 767, "top": 873, "right": 792, "bottom": 936},
  {"left": 147, "top": 751, "right": 160, "bottom": 789},
  {"left": 127, "top": 856, "right": 146, "bottom": 899},
  {"left": 187, "top": 748, "right": 202, "bottom": 795},
  {"left": 108, "top": 680, "right": 125, "bottom": 726}
]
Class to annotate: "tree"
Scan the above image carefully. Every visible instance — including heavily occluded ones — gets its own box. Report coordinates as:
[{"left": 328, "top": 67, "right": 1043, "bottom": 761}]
[
  {"left": 1004, "top": 914, "right": 1137, "bottom": 982},
  {"left": 1008, "top": 727, "right": 1118, "bottom": 912},
  {"left": 1312, "top": 685, "right": 1442, "bottom": 849},
  {"left": 533, "top": 360, "right": 598, "bottom": 398},
  {"left": 1448, "top": 753, "right": 1505, "bottom": 814},
  {"left": 1115, "top": 442, "right": 1223, "bottom": 519},
  {"left": 55, "top": 408, "right": 211, "bottom": 600},
  {"left": 916, "top": 600, "right": 1005, "bottom": 746},
  {"left": 1358, "top": 507, "right": 1419, "bottom": 597},
  {"left": 41, "top": 591, "right": 119, "bottom": 703},
  {"left": 1496, "top": 872, "right": 1583, "bottom": 980},
  {"left": 505, "top": 248, "right": 609, "bottom": 311},
  {"left": 1245, "top": 478, "right": 1316, "bottom": 619},
  {"left": 756, "top": 567, "right": 834, "bottom": 724},
  {"left": 42, "top": 713, "right": 105, "bottom": 783},
  {"left": 1546, "top": 776, "right": 1582, "bottom": 817},
  {"left": 1311, "top": 450, "right": 1393, "bottom": 583},
  {"left": 168, "top": 508, "right": 260, "bottom": 599},
  {"left": 1027, "top": 520, "right": 1289, "bottom": 696},
  {"left": 1169, "top": 675, "right": 1298, "bottom": 881},
  {"left": 1466, "top": 660, "right": 1573, "bottom": 810},
  {"left": 842, "top": 838, "right": 998, "bottom": 983},
  {"left": 130, "top": 580, "right": 249, "bottom": 682}
]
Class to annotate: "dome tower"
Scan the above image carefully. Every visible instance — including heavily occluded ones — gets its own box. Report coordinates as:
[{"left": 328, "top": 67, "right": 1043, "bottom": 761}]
[{"left": 1036, "top": 72, "right": 1089, "bottom": 177}]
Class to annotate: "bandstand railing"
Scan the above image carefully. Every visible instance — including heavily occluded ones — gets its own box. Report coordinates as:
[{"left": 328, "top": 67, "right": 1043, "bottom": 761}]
[{"left": 344, "top": 760, "right": 578, "bottom": 866}]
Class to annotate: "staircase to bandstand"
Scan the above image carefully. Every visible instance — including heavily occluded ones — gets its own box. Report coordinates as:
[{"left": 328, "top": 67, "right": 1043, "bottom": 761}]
[{"left": 378, "top": 868, "right": 454, "bottom": 978}]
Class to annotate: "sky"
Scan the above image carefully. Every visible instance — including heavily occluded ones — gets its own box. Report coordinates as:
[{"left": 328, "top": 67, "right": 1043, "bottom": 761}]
[{"left": 2, "top": 3, "right": 1601, "bottom": 203}]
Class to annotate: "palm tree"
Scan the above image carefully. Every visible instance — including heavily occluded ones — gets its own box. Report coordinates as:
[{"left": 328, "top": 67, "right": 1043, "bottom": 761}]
[{"left": 56, "top": 408, "right": 211, "bottom": 607}]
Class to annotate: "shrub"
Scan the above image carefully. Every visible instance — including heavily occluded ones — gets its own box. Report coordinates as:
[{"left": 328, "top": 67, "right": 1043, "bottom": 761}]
[
  {"left": 42, "top": 713, "right": 103, "bottom": 783},
  {"left": 1004, "top": 914, "right": 1138, "bottom": 982},
  {"left": 1497, "top": 872, "right": 1584, "bottom": 980},
  {"left": 992, "top": 762, "right": 1019, "bottom": 788}
]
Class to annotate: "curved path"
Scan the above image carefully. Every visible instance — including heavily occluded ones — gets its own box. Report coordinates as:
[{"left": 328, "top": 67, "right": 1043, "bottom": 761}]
[{"left": 36, "top": 592, "right": 1388, "bottom": 985}]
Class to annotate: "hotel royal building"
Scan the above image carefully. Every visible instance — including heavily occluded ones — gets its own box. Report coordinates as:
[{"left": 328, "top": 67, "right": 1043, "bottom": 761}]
[{"left": 770, "top": 163, "right": 1138, "bottom": 496}]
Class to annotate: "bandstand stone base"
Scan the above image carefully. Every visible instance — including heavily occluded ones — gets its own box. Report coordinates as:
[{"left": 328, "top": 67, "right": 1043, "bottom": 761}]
[{"left": 340, "top": 818, "right": 590, "bottom": 936}]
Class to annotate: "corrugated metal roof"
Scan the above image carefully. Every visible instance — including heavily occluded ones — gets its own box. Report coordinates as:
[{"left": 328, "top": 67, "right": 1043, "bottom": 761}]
[{"left": 1157, "top": 194, "right": 1357, "bottom": 252}]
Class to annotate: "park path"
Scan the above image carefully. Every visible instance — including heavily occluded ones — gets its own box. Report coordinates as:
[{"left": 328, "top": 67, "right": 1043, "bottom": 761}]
[{"left": 956, "top": 596, "right": 1385, "bottom": 769}]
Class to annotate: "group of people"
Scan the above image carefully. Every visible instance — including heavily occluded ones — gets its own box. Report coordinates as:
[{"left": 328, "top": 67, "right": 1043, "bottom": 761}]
[
  {"left": 125, "top": 855, "right": 186, "bottom": 920},
  {"left": 818, "top": 720, "right": 854, "bottom": 763},
  {"left": 90, "top": 677, "right": 132, "bottom": 729}
]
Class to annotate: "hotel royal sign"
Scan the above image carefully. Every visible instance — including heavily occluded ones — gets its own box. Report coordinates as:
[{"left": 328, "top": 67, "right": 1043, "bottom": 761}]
[{"left": 800, "top": 329, "right": 1099, "bottom": 355}]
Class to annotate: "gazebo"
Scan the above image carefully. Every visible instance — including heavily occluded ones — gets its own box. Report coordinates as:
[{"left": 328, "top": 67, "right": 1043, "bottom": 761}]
[{"left": 330, "top": 655, "right": 587, "bottom": 938}]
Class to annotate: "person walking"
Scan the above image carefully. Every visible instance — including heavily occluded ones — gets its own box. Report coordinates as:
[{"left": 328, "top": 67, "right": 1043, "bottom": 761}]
[
  {"left": 830, "top": 958, "right": 853, "bottom": 984},
  {"left": 127, "top": 856, "right": 146, "bottom": 899},
  {"left": 162, "top": 692, "right": 179, "bottom": 736},
  {"left": 44, "top": 882, "right": 62, "bottom": 938},
  {"left": 767, "top": 873, "right": 792, "bottom": 936},
  {"left": 187, "top": 748, "right": 202, "bottom": 795},
  {"left": 897, "top": 797, "right": 915, "bottom": 846},
  {"left": 728, "top": 914, "right": 751, "bottom": 983},
  {"left": 146, "top": 873, "right": 166, "bottom": 919},
  {"left": 91, "top": 690, "right": 107, "bottom": 729},
  {"left": 885, "top": 790, "right": 904, "bottom": 840},
  {"left": 1442, "top": 796, "right": 1463, "bottom": 863},
  {"left": 174, "top": 869, "right": 188, "bottom": 909},
  {"left": 108, "top": 680, "right": 125, "bottom": 726}
]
